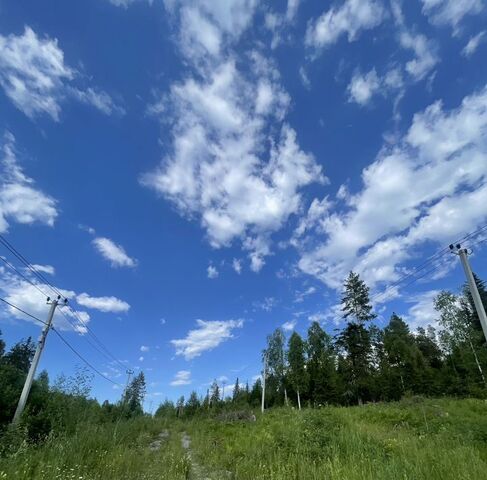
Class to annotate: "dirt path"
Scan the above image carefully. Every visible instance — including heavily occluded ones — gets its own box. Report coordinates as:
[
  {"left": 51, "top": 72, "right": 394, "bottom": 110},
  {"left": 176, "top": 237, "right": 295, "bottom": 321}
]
[
  {"left": 181, "top": 432, "right": 213, "bottom": 480},
  {"left": 148, "top": 430, "right": 169, "bottom": 451}
]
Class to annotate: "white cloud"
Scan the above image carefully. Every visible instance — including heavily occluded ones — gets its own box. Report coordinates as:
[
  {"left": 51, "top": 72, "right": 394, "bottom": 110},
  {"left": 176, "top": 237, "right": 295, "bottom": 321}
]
[
  {"left": 421, "top": 0, "right": 483, "bottom": 29},
  {"left": 139, "top": 356, "right": 144, "bottom": 362},
  {"left": 462, "top": 31, "right": 486, "bottom": 57},
  {"left": 0, "top": 27, "right": 122, "bottom": 120},
  {"left": 76, "top": 293, "right": 130, "bottom": 313},
  {"left": 282, "top": 319, "right": 297, "bottom": 331},
  {"left": 92, "top": 237, "right": 137, "bottom": 268},
  {"left": 294, "top": 286, "right": 317, "bottom": 303},
  {"left": 30, "top": 264, "right": 55, "bottom": 275},
  {"left": 140, "top": 345, "right": 150, "bottom": 352},
  {"left": 109, "top": 0, "right": 151, "bottom": 8},
  {"left": 391, "top": 1, "right": 439, "bottom": 82},
  {"left": 299, "top": 66, "right": 311, "bottom": 89},
  {"left": 286, "top": 0, "right": 300, "bottom": 21},
  {"left": 0, "top": 268, "right": 89, "bottom": 333},
  {"left": 171, "top": 319, "right": 243, "bottom": 360},
  {"left": 305, "top": 0, "right": 385, "bottom": 50},
  {"left": 207, "top": 265, "right": 219, "bottom": 279},
  {"left": 254, "top": 296, "right": 277, "bottom": 312},
  {"left": 170, "top": 370, "right": 192, "bottom": 386},
  {"left": 232, "top": 258, "right": 242, "bottom": 274},
  {"left": 347, "top": 69, "right": 380, "bottom": 106},
  {"left": 399, "top": 31, "right": 439, "bottom": 81},
  {"left": 142, "top": 58, "right": 322, "bottom": 270},
  {"left": 405, "top": 290, "right": 440, "bottom": 330},
  {"left": 297, "top": 84, "right": 487, "bottom": 294},
  {"left": 0, "top": 132, "right": 58, "bottom": 233}
]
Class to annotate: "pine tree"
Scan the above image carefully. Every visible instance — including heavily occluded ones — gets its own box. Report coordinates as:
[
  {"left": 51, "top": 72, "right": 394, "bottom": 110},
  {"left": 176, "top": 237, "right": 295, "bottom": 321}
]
[
  {"left": 341, "top": 271, "right": 376, "bottom": 324},
  {"left": 185, "top": 391, "right": 200, "bottom": 416},
  {"left": 233, "top": 377, "right": 241, "bottom": 403},
  {"left": 337, "top": 272, "right": 375, "bottom": 405},
  {"left": 123, "top": 372, "right": 146, "bottom": 416},
  {"left": 287, "top": 332, "right": 308, "bottom": 410}
]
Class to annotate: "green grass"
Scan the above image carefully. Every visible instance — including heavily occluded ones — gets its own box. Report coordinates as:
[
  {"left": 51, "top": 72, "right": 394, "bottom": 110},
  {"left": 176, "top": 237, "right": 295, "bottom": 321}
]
[
  {"left": 2, "top": 398, "right": 487, "bottom": 479},
  {"left": 0, "top": 417, "right": 190, "bottom": 480},
  {"left": 185, "top": 397, "right": 487, "bottom": 480}
]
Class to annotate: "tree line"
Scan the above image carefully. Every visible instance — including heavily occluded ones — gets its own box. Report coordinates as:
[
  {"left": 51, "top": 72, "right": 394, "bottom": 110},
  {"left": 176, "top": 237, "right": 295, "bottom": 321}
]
[
  {"left": 0, "top": 335, "right": 147, "bottom": 449},
  {"left": 156, "top": 271, "right": 487, "bottom": 417}
]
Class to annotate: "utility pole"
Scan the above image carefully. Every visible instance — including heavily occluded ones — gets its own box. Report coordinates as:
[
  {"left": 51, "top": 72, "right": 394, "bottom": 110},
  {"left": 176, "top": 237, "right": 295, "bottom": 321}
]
[
  {"left": 12, "top": 296, "right": 61, "bottom": 424},
  {"left": 123, "top": 369, "right": 134, "bottom": 404},
  {"left": 261, "top": 353, "right": 267, "bottom": 414},
  {"left": 450, "top": 244, "right": 487, "bottom": 342}
]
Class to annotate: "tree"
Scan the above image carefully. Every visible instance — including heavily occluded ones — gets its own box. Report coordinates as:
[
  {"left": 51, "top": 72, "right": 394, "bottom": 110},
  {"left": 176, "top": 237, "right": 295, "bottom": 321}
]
[
  {"left": 306, "top": 322, "right": 338, "bottom": 405},
  {"left": 382, "top": 314, "right": 423, "bottom": 398},
  {"left": 176, "top": 395, "right": 185, "bottom": 417},
  {"left": 210, "top": 379, "right": 220, "bottom": 406},
  {"left": 185, "top": 391, "right": 200, "bottom": 416},
  {"left": 123, "top": 372, "right": 146, "bottom": 417},
  {"left": 337, "top": 272, "right": 375, "bottom": 404},
  {"left": 435, "top": 291, "right": 487, "bottom": 390},
  {"left": 4, "top": 337, "right": 36, "bottom": 373},
  {"left": 341, "top": 272, "right": 376, "bottom": 323},
  {"left": 287, "top": 332, "right": 308, "bottom": 410},
  {"left": 264, "top": 328, "right": 287, "bottom": 406},
  {"left": 232, "top": 377, "right": 241, "bottom": 403}
]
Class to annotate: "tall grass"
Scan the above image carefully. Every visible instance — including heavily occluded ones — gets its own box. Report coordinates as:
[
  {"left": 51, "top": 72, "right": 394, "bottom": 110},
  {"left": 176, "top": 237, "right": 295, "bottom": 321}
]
[
  {"left": 2, "top": 398, "right": 486, "bottom": 479},
  {"left": 0, "top": 417, "right": 190, "bottom": 480},
  {"left": 185, "top": 397, "right": 487, "bottom": 480}
]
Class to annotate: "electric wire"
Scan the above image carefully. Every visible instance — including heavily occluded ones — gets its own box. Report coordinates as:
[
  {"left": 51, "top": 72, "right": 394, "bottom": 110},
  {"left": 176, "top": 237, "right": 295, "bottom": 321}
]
[
  {"left": 0, "top": 236, "right": 131, "bottom": 372},
  {"left": 0, "top": 296, "right": 122, "bottom": 386},
  {"left": 0, "top": 297, "right": 47, "bottom": 326},
  {"left": 51, "top": 328, "right": 123, "bottom": 386}
]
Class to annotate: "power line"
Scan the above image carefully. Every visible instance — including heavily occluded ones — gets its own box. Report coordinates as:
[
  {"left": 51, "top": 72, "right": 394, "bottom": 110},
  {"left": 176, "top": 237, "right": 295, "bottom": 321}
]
[
  {"left": 0, "top": 236, "right": 131, "bottom": 372},
  {"left": 369, "top": 223, "right": 487, "bottom": 304},
  {"left": 0, "top": 255, "right": 51, "bottom": 298},
  {"left": 52, "top": 328, "right": 123, "bottom": 387},
  {"left": 0, "top": 297, "right": 47, "bottom": 326},
  {"left": 0, "top": 295, "right": 123, "bottom": 387},
  {"left": 0, "top": 234, "right": 63, "bottom": 298}
]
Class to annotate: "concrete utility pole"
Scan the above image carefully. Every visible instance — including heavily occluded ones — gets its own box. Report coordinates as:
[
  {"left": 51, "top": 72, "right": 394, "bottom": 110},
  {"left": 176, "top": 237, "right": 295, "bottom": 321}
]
[
  {"left": 12, "top": 297, "right": 60, "bottom": 425},
  {"left": 450, "top": 244, "right": 487, "bottom": 342},
  {"left": 261, "top": 353, "right": 267, "bottom": 414}
]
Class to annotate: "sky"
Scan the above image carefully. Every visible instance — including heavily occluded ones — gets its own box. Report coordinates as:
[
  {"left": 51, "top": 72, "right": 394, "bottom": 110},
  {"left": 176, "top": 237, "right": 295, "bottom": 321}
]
[{"left": 0, "top": 0, "right": 486, "bottom": 408}]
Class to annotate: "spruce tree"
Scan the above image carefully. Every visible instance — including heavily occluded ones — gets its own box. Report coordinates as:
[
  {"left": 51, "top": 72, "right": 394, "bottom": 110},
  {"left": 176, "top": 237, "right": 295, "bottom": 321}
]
[{"left": 337, "top": 272, "right": 375, "bottom": 404}]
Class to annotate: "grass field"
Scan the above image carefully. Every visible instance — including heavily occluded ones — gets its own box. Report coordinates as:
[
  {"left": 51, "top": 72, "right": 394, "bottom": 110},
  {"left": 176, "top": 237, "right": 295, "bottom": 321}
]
[{"left": 1, "top": 397, "right": 487, "bottom": 479}]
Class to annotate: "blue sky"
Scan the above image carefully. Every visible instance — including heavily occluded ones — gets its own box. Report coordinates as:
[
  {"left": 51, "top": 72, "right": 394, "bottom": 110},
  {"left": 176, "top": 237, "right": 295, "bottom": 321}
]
[{"left": 0, "top": 0, "right": 486, "bottom": 407}]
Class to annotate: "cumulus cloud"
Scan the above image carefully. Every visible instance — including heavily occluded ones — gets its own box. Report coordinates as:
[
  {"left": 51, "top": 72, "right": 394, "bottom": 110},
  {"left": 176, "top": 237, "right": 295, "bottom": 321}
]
[
  {"left": 405, "top": 290, "right": 440, "bottom": 330},
  {"left": 140, "top": 345, "right": 150, "bottom": 352},
  {"left": 282, "top": 319, "right": 297, "bottom": 331},
  {"left": 171, "top": 319, "right": 243, "bottom": 360},
  {"left": 0, "top": 267, "right": 89, "bottom": 333},
  {"left": 92, "top": 237, "right": 137, "bottom": 268},
  {"left": 232, "top": 258, "right": 242, "bottom": 274},
  {"left": 0, "top": 27, "right": 122, "bottom": 120},
  {"left": 30, "top": 264, "right": 55, "bottom": 275},
  {"left": 142, "top": 57, "right": 322, "bottom": 270},
  {"left": 76, "top": 293, "right": 130, "bottom": 313},
  {"left": 0, "top": 132, "right": 58, "bottom": 233},
  {"left": 305, "top": 0, "right": 385, "bottom": 51},
  {"left": 462, "top": 31, "right": 486, "bottom": 57},
  {"left": 297, "top": 84, "right": 487, "bottom": 294},
  {"left": 420, "top": 0, "right": 483, "bottom": 29},
  {"left": 170, "top": 370, "right": 192, "bottom": 386},
  {"left": 347, "top": 69, "right": 380, "bottom": 105},
  {"left": 207, "top": 265, "right": 219, "bottom": 279}
]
